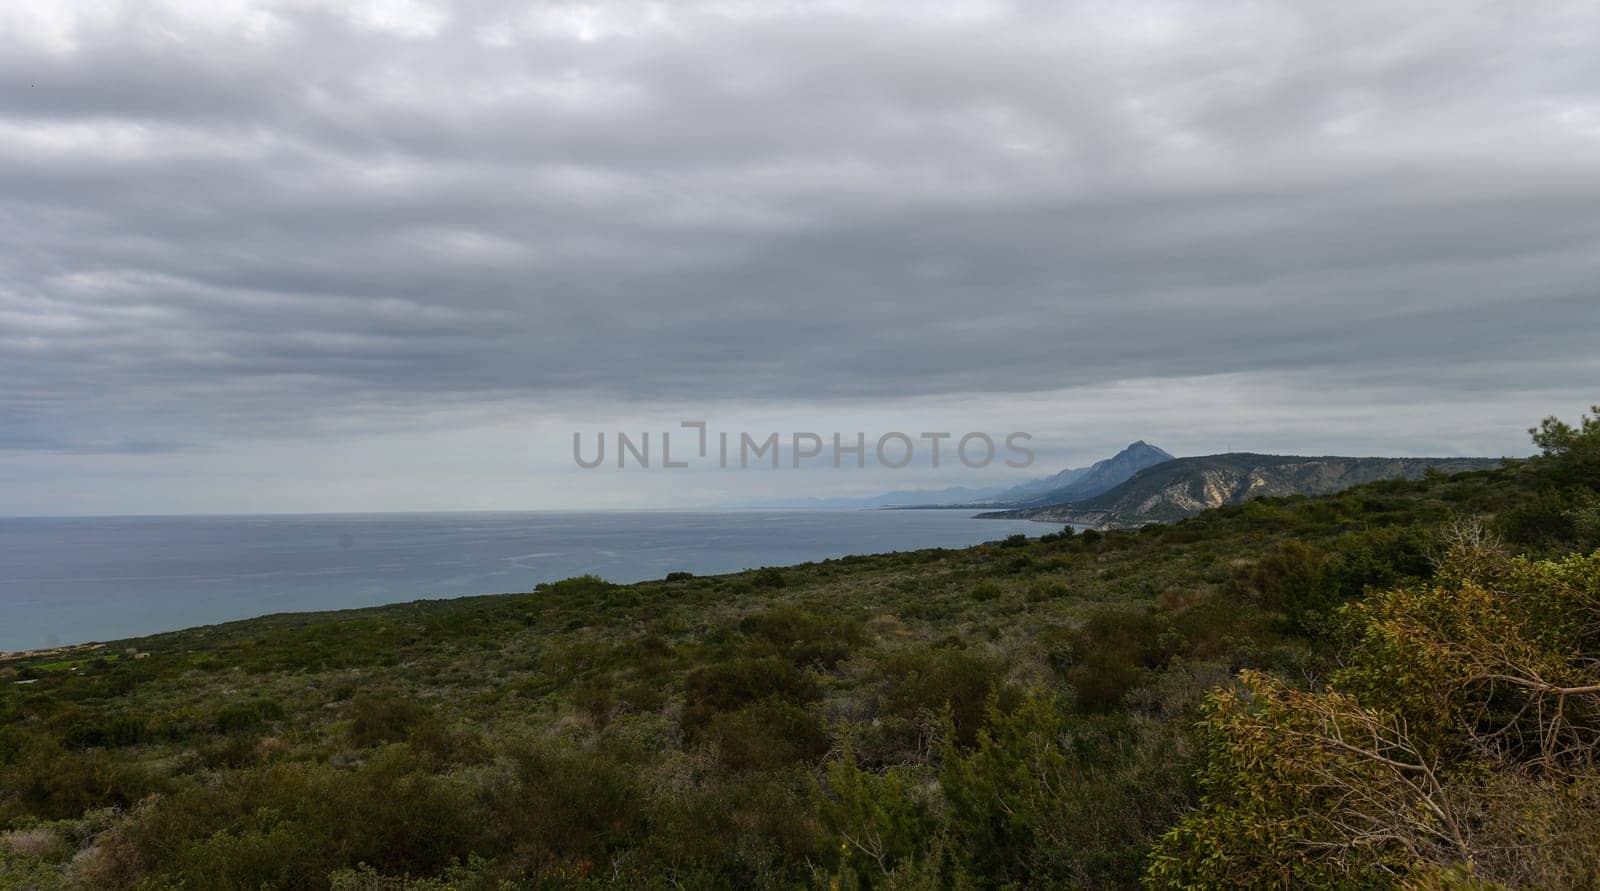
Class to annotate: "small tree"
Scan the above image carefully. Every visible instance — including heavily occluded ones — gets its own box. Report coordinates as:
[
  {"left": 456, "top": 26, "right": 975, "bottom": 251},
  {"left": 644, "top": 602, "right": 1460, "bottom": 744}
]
[{"left": 1530, "top": 404, "right": 1600, "bottom": 490}]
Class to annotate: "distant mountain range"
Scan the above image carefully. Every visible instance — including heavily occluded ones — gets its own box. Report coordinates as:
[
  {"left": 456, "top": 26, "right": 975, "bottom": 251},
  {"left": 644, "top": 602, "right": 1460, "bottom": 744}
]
[
  {"left": 777, "top": 441, "right": 1173, "bottom": 510},
  {"left": 980, "top": 453, "right": 1502, "bottom": 527},
  {"left": 762, "top": 442, "right": 1499, "bottom": 524},
  {"left": 972, "top": 441, "right": 1174, "bottom": 507},
  {"left": 773, "top": 485, "right": 1011, "bottom": 510}
]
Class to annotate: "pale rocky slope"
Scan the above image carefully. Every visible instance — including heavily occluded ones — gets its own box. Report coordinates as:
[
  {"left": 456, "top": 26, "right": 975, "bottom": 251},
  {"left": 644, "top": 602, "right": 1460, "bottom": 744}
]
[{"left": 980, "top": 453, "right": 1501, "bottom": 527}]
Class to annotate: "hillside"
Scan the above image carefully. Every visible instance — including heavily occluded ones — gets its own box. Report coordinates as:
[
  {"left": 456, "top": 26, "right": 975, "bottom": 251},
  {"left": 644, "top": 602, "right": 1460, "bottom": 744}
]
[
  {"left": 983, "top": 452, "right": 1501, "bottom": 526},
  {"left": 0, "top": 409, "right": 1595, "bottom": 889}
]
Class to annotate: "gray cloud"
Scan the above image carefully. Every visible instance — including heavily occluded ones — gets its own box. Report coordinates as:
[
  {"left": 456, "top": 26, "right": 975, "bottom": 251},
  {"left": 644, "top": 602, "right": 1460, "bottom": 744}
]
[{"left": 1, "top": 1, "right": 1597, "bottom": 509}]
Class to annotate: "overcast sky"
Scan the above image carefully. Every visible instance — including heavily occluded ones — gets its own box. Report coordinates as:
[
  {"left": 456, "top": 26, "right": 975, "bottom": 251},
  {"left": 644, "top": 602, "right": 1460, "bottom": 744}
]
[{"left": 2, "top": 0, "right": 1598, "bottom": 515}]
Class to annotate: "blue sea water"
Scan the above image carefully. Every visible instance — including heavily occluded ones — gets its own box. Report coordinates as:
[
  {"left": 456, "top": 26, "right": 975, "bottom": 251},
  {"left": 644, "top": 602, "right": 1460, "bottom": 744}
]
[{"left": 0, "top": 510, "right": 1045, "bottom": 652}]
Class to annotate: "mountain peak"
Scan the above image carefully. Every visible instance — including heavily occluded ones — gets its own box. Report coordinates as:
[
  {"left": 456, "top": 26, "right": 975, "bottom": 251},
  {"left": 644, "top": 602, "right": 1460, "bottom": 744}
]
[
  {"left": 1120, "top": 440, "right": 1172, "bottom": 458},
  {"left": 985, "top": 440, "right": 1176, "bottom": 507}
]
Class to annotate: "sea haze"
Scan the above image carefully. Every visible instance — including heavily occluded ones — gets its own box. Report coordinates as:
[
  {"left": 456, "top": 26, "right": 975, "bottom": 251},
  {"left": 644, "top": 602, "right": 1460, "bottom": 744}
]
[{"left": 0, "top": 510, "right": 1044, "bottom": 652}]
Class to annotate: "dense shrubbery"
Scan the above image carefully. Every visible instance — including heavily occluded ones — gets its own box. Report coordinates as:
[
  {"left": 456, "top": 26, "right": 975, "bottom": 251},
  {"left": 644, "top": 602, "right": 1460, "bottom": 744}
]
[
  {"left": 880, "top": 645, "right": 1007, "bottom": 747},
  {"left": 681, "top": 655, "right": 820, "bottom": 737},
  {"left": 738, "top": 604, "right": 863, "bottom": 668},
  {"left": 3, "top": 407, "right": 1599, "bottom": 887},
  {"left": 1235, "top": 524, "right": 1433, "bottom": 632},
  {"left": 1148, "top": 546, "right": 1600, "bottom": 888},
  {"left": 1039, "top": 609, "right": 1172, "bottom": 713}
]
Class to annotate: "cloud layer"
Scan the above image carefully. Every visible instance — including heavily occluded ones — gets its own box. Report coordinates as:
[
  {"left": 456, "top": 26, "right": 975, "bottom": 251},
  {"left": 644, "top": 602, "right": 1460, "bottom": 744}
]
[{"left": 2, "top": 1, "right": 1598, "bottom": 511}]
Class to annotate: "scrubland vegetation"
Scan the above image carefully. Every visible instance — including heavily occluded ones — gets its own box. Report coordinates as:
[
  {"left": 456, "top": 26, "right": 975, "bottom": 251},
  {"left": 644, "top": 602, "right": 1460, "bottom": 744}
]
[{"left": 3, "top": 408, "right": 1599, "bottom": 888}]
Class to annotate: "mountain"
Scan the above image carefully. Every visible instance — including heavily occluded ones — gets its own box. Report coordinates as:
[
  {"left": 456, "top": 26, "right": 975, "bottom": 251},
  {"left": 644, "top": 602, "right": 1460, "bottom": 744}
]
[
  {"left": 857, "top": 486, "right": 1010, "bottom": 507},
  {"left": 772, "top": 442, "right": 1173, "bottom": 510},
  {"left": 997, "top": 440, "right": 1174, "bottom": 507},
  {"left": 980, "top": 452, "right": 1501, "bottom": 526},
  {"left": 978, "top": 465, "right": 1090, "bottom": 504}
]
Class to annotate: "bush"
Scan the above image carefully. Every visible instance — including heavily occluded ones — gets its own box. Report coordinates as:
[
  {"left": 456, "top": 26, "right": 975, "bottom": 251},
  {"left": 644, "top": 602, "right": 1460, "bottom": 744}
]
[
  {"left": 536, "top": 575, "right": 617, "bottom": 601},
  {"left": 1026, "top": 580, "right": 1070, "bottom": 603},
  {"left": 1148, "top": 549, "right": 1600, "bottom": 888},
  {"left": 819, "top": 747, "right": 941, "bottom": 882},
  {"left": 751, "top": 567, "right": 788, "bottom": 589},
  {"left": 702, "top": 699, "right": 830, "bottom": 771},
  {"left": 1498, "top": 487, "right": 1577, "bottom": 544},
  {"left": 106, "top": 751, "right": 486, "bottom": 888},
  {"left": 1, "top": 744, "right": 160, "bottom": 820},
  {"left": 347, "top": 695, "right": 432, "bottom": 748},
  {"left": 682, "top": 657, "right": 820, "bottom": 736},
  {"left": 942, "top": 695, "right": 1192, "bottom": 887},
  {"left": 215, "top": 697, "right": 286, "bottom": 734},
  {"left": 881, "top": 647, "right": 1005, "bottom": 746},
  {"left": 1039, "top": 526, "right": 1076, "bottom": 543},
  {"left": 738, "top": 606, "right": 863, "bottom": 669},
  {"left": 970, "top": 582, "right": 1003, "bottom": 602},
  {"left": 2, "top": 826, "right": 67, "bottom": 861},
  {"left": 495, "top": 742, "right": 643, "bottom": 866},
  {"left": 1044, "top": 610, "right": 1173, "bottom": 714},
  {"left": 1240, "top": 528, "right": 1432, "bottom": 632},
  {"left": 1235, "top": 540, "right": 1329, "bottom": 616},
  {"left": 57, "top": 709, "right": 149, "bottom": 749}
]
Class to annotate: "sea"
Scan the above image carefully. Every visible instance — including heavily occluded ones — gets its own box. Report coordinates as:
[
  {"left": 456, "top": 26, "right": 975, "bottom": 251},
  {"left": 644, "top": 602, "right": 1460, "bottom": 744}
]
[{"left": 0, "top": 510, "right": 1046, "bottom": 652}]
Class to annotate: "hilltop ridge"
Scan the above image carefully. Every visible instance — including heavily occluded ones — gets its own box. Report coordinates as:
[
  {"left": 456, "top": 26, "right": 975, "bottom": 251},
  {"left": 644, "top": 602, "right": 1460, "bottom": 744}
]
[{"left": 981, "top": 452, "right": 1501, "bottom": 526}]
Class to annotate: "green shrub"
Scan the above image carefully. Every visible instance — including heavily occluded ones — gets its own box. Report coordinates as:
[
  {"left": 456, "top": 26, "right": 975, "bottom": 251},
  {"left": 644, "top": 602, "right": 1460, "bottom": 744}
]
[
  {"left": 969, "top": 582, "right": 1003, "bottom": 602},
  {"left": 404, "top": 719, "right": 485, "bottom": 770},
  {"left": 103, "top": 751, "right": 485, "bottom": 888},
  {"left": 1148, "top": 549, "right": 1600, "bottom": 888},
  {"left": 1498, "top": 487, "right": 1577, "bottom": 544},
  {"left": 1039, "top": 526, "right": 1076, "bottom": 543},
  {"left": 682, "top": 656, "right": 820, "bottom": 735},
  {"left": 1065, "top": 653, "right": 1148, "bottom": 715},
  {"left": 1240, "top": 528, "right": 1432, "bottom": 632},
  {"left": 703, "top": 699, "right": 830, "bottom": 771},
  {"left": 1044, "top": 609, "right": 1173, "bottom": 714},
  {"left": 1235, "top": 540, "right": 1329, "bottom": 616},
  {"left": 215, "top": 697, "right": 286, "bottom": 734},
  {"left": 942, "top": 695, "right": 1191, "bottom": 887},
  {"left": 751, "top": 567, "right": 788, "bottom": 589},
  {"left": 1, "top": 744, "right": 160, "bottom": 820},
  {"left": 1001, "top": 555, "right": 1036, "bottom": 574},
  {"left": 536, "top": 575, "right": 617, "bottom": 602},
  {"left": 881, "top": 647, "right": 1005, "bottom": 746},
  {"left": 495, "top": 742, "right": 643, "bottom": 866},
  {"left": 59, "top": 710, "right": 148, "bottom": 749},
  {"left": 347, "top": 695, "right": 432, "bottom": 748},
  {"left": 0, "top": 845, "right": 70, "bottom": 890},
  {"left": 738, "top": 606, "right": 863, "bottom": 669},
  {"left": 819, "top": 748, "right": 940, "bottom": 881},
  {"left": 1025, "top": 580, "right": 1070, "bottom": 602}
]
